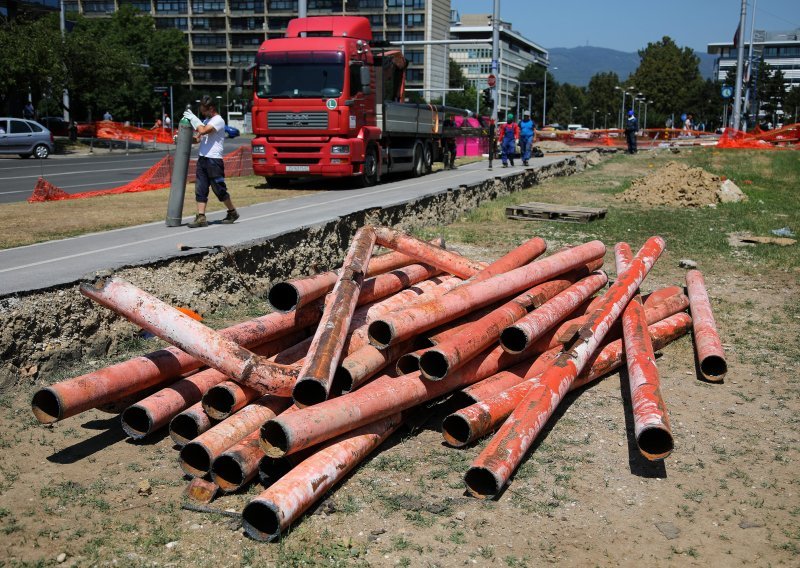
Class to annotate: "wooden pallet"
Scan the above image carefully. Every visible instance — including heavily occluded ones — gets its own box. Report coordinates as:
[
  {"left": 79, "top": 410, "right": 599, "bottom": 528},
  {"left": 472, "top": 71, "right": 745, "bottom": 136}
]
[{"left": 505, "top": 202, "right": 607, "bottom": 224}]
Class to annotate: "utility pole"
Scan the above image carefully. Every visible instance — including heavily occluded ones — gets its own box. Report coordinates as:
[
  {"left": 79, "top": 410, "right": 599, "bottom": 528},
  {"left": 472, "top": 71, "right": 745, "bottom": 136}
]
[
  {"left": 60, "top": 0, "right": 70, "bottom": 123},
  {"left": 491, "top": 0, "right": 500, "bottom": 124},
  {"left": 731, "top": 0, "right": 747, "bottom": 130}
]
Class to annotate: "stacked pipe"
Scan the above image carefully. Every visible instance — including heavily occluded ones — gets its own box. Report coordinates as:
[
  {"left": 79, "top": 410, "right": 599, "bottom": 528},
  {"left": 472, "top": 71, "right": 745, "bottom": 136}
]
[{"left": 30, "top": 225, "right": 727, "bottom": 543}]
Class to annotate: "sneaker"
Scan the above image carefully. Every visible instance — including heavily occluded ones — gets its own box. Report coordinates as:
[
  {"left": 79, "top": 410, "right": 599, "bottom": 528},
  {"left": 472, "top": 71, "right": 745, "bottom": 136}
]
[
  {"left": 523, "top": 160, "right": 529, "bottom": 166},
  {"left": 220, "top": 209, "right": 240, "bottom": 224},
  {"left": 502, "top": 163, "right": 508, "bottom": 168},
  {"left": 187, "top": 214, "right": 208, "bottom": 228}
]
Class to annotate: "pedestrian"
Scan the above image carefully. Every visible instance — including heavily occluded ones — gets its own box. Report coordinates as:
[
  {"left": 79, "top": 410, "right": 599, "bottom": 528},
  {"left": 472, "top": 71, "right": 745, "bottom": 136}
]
[
  {"left": 497, "top": 113, "right": 519, "bottom": 167},
  {"left": 625, "top": 109, "right": 638, "bottom": 154},
  {"left": 103, "top": 110, "right": 113, "bottom": 121},
  {"left": 69, "top": 121, "right": 78, "bottom": 142},
  {"left": 164, "top": 114, "right": 172, "bottom": 131},
  {"left": 151, "top": 117, "right": 162, "bottom": 130},
  {"left": 518, "top": 111, "right": 536, "bottom": 166},
  {"left": 183, "top": 95, "right": 239, "bottom": 228},
  {"left": 23, "top": 102, "right": 35, "bottom": 121}
]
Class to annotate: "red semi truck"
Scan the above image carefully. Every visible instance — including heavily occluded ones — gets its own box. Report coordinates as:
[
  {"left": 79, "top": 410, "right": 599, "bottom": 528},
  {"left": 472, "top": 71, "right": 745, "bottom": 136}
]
[{"left": 250, "top": 16, "right": 461, "bottom": 187}]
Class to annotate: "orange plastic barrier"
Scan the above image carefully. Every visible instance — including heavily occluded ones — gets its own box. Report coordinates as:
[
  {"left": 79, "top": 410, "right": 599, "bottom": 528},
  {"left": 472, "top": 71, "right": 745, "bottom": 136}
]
[
  {"left": 29, "top": 146, "right": 254, "bottom": 203},
  {"left": 717, "top": 124, "right": 800, "bottom": 149},
  {"left": 77, "top": 120, "right": 175, "bottom": 145}
]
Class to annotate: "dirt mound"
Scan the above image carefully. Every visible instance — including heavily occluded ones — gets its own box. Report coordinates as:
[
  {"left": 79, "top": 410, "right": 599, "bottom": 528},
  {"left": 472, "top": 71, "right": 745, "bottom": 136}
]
[{"left": 618, "top": 161, "right": 746, "bottom": 207}]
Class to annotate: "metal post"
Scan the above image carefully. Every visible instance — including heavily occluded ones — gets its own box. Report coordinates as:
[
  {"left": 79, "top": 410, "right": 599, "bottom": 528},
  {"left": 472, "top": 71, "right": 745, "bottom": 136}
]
[
  {"left": 491, "top": 0, "right": 500, "bottom": 124},
  {"left": 528, "top": 94, "right": 532, "bottom": 119},
  {"left": 542, "top": 70, "right": 547, "bottom": 126},
  {"left": 60, "top": 0, "right": 70, "bottom": 124},
  {"left": 170, "top": 85, "right": 175, "bottom": 135},
  {"left": 732, "top": 0, "right": 747, "bottom": 129},
  {"left": 166, "top": 116, "right": 194, "bottom": 227}
]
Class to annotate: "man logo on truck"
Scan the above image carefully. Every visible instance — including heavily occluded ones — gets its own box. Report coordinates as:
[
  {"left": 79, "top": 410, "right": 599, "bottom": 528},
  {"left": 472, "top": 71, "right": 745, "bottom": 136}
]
[{"left": 286, "top": 114, "right": 310, "bottom": 126}]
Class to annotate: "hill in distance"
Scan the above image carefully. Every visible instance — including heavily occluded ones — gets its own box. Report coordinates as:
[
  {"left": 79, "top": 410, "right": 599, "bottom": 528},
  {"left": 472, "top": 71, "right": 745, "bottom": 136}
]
[{"left": 547, "top": 46, "right": 716, "bottom": 86}]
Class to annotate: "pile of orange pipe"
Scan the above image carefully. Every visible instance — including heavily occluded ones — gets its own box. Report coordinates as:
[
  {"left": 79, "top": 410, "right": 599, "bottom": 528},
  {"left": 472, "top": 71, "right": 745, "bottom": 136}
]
[{"left": 30, "top": 225, "right": 727, "bottom": 542}]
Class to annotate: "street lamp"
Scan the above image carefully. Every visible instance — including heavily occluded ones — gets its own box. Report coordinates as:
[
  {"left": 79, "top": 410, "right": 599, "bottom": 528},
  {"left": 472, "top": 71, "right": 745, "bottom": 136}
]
[
  {"left": 644, "top": 100, "right": 653, "bottom": 130},
  {"left": 615, "top": 85, "right": 635, "bottom": 128},
  {"left": 542, "top": 66, "right": 557, "bottom": 126},
  {"left": 592, "top": 109, "right": 599, "bottom": 129},
  {"left": 516, "top": 81, "right": 537, "bottom": 120},
  {"left": 569, "top": 106, "right": 577, "bottom": 124}
]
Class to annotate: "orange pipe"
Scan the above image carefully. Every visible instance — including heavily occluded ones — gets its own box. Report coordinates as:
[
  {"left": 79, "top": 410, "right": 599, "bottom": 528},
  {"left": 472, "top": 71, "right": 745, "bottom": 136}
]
[
  {"left": 470, "top": 236, "right": 547, "bottom": 281},
  {"left": 202, "top": 380, "right": 261, "bottom": 421},
  {"left": 465, "top": 236, "right": 665, "bottom": 498},
  {"left": 685, "top": 270, "right": 727, "bottom": 382},
  {"left": 443, "top": 313, "right": 691, "bottom": 448},
  {"left": 616, "top": 242, "right": 673, "bottom": 460},
  {"left": 169, "top": 401, "right": 216, "bottom": 447},
  {"left": 180, "top": 395, "right": 292, "bottom": 477},
  {"left": 334, "top": 340, "right": 414, "bottom": 394},
  {"left": 374, "top": 226, "right": 484, "bottom": 279},
  {"left": 293, "top": 227, "right": 377, "bottom": 407},
  {"left": 243, "top": 413, "right": 403, "bottom": 541},
  {"left": 367, "top": 241, "right": 607, "bottom": 348}
]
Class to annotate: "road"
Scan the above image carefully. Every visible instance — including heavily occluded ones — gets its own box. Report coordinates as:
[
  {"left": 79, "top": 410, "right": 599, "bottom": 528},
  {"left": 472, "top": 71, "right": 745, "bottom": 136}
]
[
  {"left": 0, "top": 155, "right": 572, "bottom": 296},
  {"left": 0, "top": 137, "right": 253, "bottom": 204}
]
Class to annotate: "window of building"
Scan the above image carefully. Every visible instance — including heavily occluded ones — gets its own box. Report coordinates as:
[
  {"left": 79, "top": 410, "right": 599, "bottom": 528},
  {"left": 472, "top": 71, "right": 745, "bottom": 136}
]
[
  {"left": 193, "top": 52, "right": 228, "bottom": 65},
  {"left": 192, "top": 17, "right": 225, "bottom": 29},
  {"left": 353, "top": 0, "right": 384, "bottom": 8},
  {"left": 155, "top": 1, "right": 187, "bottom": 13},
  {"left": 267, "top": 0, "right": 296, "bottom": 9},
  {"left": 192, "top": 33, "right": 227, "bottom": 46},
  {"left": 387, "top": 0, "right": 424, "bottom": 8},
  {"left": 231, "top": 34, "right": 264, "bottom": 47},
  {"left": 230, "top": 0, "right": 264, "bottom": 12},
  {"left": 191, "top": 1, "right": 225, "bottom": 13},
  {"left": 230, "top": 52, "right": 256, "bottom": 64},
  {"left": 365, "top": 14, "right": 382, "bottom": 26},
  {"left": 194, "top": 69, "right": 228, "bottom": 82},
  {"left": 63, "top": 1, "right": 79, "bottom": 13},
  {"left": 231, "top": 16, "right": 263, "bottom": 30},
  {"left": 156, "top": 16, "right": 188, "bottom": 29},
  {"left": 83, "top": 1, "right": 116, "bottom": 12},
  {"left": 405, "top": 50, "right": 423, "bottom": 64},
  {"left": 386, "top": 31, "right": 422, "bottom": 41},
  {"left": 119, "top": 0, "right": 153, "bottom": 12},
  {"left": 405, "top": 13, "right": 424, "bottom": 27},
  {"left": 308, "top": 0, "right": 336, "bottom": 9},
  {"left": 780, "top": 46, "right": 800, "bottom": 57},
  {"left": 406, "top": 68, "right": 423, "bottom": 82},
  {"left": 267, "top": 16, "right": 292, "bottom": 29}
]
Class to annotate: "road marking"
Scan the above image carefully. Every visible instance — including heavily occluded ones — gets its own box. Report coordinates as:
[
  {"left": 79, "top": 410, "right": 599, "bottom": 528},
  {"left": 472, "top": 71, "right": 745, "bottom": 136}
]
[
  {"left": 0, "top": 166, "right": 154, "bottom": 181},
  {"left": 0, "top": 156, "right": 164, "bottom": 173},
  {"left": 0, "top": 167, "right": 480, "bottom": 274}
]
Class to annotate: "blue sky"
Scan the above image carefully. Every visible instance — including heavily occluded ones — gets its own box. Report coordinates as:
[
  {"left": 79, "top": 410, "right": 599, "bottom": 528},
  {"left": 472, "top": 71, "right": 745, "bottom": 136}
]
[{"left": 451, "top": 0, "right": 800, "bottom": 53}]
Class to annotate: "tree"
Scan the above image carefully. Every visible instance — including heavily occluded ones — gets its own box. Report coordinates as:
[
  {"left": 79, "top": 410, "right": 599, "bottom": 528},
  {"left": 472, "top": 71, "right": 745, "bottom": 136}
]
[
  {"left": 448, "top": 58, "right": 467, "bottom": 89},
  {"left": 586, "top": 71, "right": 620, "bottom": 128},
  {"left": 629, "top": 36, "right": 704, "bottom": 128}
]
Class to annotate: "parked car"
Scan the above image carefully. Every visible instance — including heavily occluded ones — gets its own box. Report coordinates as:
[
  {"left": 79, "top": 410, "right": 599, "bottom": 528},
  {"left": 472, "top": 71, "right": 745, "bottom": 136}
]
[
  {"left": 573, "top": 127, "right": 594, "bottom": 140},
  {"left": 0, "top": 118, "right": 54, "bottom": 158},
  {"left": 224, "top": 125, "right": 240, "bottom": 139},
  {"left": 537, "top": 127, "right": 558, "bottom": 139},
  {"left": 38, "top": 116, "right": 69, "bottom": 137}
]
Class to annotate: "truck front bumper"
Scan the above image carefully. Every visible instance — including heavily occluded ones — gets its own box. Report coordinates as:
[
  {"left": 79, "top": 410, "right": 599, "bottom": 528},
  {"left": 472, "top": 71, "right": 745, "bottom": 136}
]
[{"left": 252, "top": 137, "right": 365, "bottom": 178}]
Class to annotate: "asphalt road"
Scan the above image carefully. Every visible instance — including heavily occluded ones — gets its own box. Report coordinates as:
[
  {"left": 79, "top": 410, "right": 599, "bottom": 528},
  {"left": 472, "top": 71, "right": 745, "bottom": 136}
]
[
  {"left": 0, "top": 155, "right": 571, "bottom": 296},
  {"left": 0, "top": 136, "right": 253, "bottom": 204}
]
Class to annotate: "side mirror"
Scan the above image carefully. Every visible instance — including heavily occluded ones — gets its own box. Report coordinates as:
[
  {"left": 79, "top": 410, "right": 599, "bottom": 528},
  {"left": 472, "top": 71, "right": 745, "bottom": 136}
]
[{"left": 360, "top": 66, "right": 371, "bottom": 95}]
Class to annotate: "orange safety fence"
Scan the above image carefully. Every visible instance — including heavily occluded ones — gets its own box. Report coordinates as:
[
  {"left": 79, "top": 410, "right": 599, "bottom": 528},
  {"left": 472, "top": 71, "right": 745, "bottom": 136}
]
[
  {"left": 29, "top": 146, "right": 254, "bottom": 203},
  {"left": 717, "top": 123, "right": 800, "bottom": 149},
  {"left": 76, "top": 120, "right": 176, "bottom": 145}
]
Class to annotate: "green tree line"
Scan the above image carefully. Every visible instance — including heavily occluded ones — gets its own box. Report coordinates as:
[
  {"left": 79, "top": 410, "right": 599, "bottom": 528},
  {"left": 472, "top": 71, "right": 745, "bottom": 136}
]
[{"left": 0, "top": 6, "right": 188, "bottom": 122}]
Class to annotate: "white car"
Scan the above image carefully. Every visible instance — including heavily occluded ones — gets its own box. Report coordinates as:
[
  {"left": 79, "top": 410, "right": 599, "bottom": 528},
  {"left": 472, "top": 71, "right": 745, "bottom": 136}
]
[{"left": 573, "top": 127, "right": 593, "bottom": 140}]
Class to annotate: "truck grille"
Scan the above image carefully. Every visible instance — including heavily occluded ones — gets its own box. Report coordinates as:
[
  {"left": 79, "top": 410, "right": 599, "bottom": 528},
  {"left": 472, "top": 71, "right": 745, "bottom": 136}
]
[{"left": 268, "top": 112, "right": 328, "bottom": 129}]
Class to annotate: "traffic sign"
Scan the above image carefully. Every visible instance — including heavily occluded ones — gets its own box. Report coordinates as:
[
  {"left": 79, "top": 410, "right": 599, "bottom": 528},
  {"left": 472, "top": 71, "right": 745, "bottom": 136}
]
[
  {"left": 487, "top": 74, "right": 496, "bottom": 87},
  {"left": 153, "top": 86, "right": 169, "bottom": 93},
  {"left": 720, "top": 85, "right": 733, "bottom": 99}
]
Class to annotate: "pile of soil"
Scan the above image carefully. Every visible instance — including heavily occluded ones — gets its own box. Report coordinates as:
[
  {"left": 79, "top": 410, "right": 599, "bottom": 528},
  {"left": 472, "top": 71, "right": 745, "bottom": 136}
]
[{"left": 618, "top": 161, "right": 746, "bottom": 207}]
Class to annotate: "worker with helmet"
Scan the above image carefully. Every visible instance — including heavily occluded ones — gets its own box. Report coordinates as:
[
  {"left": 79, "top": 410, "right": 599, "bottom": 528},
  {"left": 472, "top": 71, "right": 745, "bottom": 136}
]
[
  {"left": 497, "top": 113, "right": 520, "bottom": 167},
  {"left": 625, "top": 109, "right": 638, "bottom": 154}
]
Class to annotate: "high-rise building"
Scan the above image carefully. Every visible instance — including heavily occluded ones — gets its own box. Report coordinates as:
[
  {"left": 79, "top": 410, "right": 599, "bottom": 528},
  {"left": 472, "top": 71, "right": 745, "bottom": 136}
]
[
  {"left": 708, "top": 29, "right": 800, "bottom": 90},
  {"left": 62, "top": 0, "right": 450, "bottom": 96},
  {"left": 449, "top": 12, "right": 548, "bottom": 115}
]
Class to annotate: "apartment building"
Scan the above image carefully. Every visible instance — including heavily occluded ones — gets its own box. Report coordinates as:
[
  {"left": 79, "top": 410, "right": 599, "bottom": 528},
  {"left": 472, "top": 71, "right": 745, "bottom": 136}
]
[{"left": 62, "top": 0, "right": 450, "bottom": 96}]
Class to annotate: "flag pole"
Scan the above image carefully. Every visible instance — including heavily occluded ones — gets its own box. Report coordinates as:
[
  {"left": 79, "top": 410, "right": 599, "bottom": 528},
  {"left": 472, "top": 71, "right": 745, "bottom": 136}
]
[{"left": 731, "top": 0, "right": 747, "bottom": 130}]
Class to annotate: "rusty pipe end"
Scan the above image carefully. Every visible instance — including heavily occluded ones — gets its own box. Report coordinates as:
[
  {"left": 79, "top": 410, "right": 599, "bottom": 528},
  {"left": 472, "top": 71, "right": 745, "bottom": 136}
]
[
  {"left": 448, "top": 390, "right": 480, "bottom": 410},
  {"left": 260, "top": 420, "right": 290, "bottom": 458},
  {"left": 700, "top": 355, "right": 727, "bottom": 382},
  {"left": 637, "top": 426, "right": 675, "bottom": 461},
  {"left": 78, "top": 276, "right": 112, "bottom": 296},
  {"left": 419, "top": 350, "right": 450, "bottom": 381},
  {"left": 267, "top": 282, "right": 301, "bottom": 313},
  {"left": 441, "top": 413, "right": 474, "bottom": 448},
  {"left": 292, "top": 378, "right": 329, "bottom": 408},
  {"left": 367, "top": 319, "right": 395, "bottom": 349},
  {"left": 211, "top": 454, "right": 249, "bottom": 493},
  {"left": 396, "top": 352, "right": 421, "bottom": 375},
  {"left": 179, "top": 442, "right": 214, "bottom": 478},
  {"left": 242, "top": 499, "right": 282, "bottom": 542},
  {"left": 169, "top": 414, "right": 201, "bottom": 447},
  {"left": 258, "top": 455, "right": 295, "bottom": 487},
  {"left": 464, "top": 466, "right": 504, "bottom": 499},
  {"left": 202, "top": 388, "right": 237, "bottom": 420},
  {"left": 331, "top": 366, "right": 354, "bottom": 395},
  {"left": 121, "top": 405, "right": 155, "bottom": 440},
  {"left": 31, "top": 388, "right": 64, "bottom": 424},
  {"left": 499, "top": 326, "right": 528, "bottom": 354}
]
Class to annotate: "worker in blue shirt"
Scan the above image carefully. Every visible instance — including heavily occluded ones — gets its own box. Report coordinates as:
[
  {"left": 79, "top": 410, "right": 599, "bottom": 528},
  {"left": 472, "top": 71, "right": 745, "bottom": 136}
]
[
  {"left": 625, "top": 109, "right": 638, "bottom": 154},
  {"left": 518, "top": 111, "right": 536, "bottom": 166}
]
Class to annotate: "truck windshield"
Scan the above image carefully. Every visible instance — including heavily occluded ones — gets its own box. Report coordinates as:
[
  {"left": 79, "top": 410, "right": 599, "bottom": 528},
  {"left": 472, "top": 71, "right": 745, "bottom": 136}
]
[{"left": 256, "top": 51, "right": 345, "bottom": 98}]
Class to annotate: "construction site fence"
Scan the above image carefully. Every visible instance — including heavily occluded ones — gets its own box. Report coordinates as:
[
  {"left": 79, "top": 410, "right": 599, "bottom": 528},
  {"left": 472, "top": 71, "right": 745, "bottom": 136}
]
[
  {"left": 29, "top": 146, "right": 254, "bottom": 203},
  {"left": 76, "top": 120, "right": 176, "bottom": 145}
]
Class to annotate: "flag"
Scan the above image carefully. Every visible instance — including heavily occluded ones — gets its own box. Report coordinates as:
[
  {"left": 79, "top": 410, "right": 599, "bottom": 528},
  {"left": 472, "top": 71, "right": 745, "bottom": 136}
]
[{"left": 733, "top": 25, "right": 740, "bottom": 48}]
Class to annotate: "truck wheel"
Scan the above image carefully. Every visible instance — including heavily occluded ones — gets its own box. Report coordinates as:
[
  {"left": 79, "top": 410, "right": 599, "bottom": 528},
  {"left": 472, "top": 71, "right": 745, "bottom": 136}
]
[
  {"left": 423, "top": 142, "right": 433, "bottom": 174},
  {"left": 412, "top": 144, "right": 424, "bottom": 177},
  {"left": 358, "top": 144, "right": 379, "bottom": 187}
]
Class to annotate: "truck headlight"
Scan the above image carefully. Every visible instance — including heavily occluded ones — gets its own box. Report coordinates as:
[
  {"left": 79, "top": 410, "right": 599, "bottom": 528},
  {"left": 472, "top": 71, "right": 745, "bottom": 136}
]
[
  {"left": 252, "top": 145, "right": 266, "bottom": 154},
  {"left": 331, "top": 145, "right": 350, "bottom": 155}
]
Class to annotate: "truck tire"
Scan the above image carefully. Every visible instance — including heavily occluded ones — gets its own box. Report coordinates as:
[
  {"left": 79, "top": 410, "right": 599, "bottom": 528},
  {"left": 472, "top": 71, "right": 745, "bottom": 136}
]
[
  {"left": 412, "top": 144, "right": 424, "bottom": 177},
  {"left": 358, "top": 144, "right": 379, "bottom": 187},
  {"left": 423, "top": 142, "right": 433, "bottom": 174}
]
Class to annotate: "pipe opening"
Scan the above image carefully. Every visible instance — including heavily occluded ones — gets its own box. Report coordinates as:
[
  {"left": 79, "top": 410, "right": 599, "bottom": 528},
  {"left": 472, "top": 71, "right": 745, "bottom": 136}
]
[
  {"left": 180, "top": 442, "right": 212, "bottom": 477},
  {"left": 331, "top": 367, "right": 354, "bottom": 395},
  {"left": 242, "top": 500, "right": 281, "bottom": 542},
  {"left": 448, "top": 391, "right": 479, "bottom": 410},
  {"left": 170, "top": 415, "right": 200, "bottom": 447},
  {"left": 419, "top": 350, "right": 449, "bottom": 381},
  {"left": 442, "top": 414, "right": 472, "bottom": 447},
  {"left": 367, "top": 320, "right": 393, "bottom": 348},
  {"left": 396, "top": 353, "right": 420, "bottom": 375},
  {"left": 31, "top": 389, "right": 61, "bottom": 424},
  {"left": 638, "top": 427, "right": 674, "bottom": 460},
  {"left": 499, "top": 327, "right": 528, "bottom": 354},
  {"left": 267, "top": 282, "right": 300, "bottom": 312},
  {"left": 121, "top": 406, "right": 152, "bottom": 438},
  {"left": 292, "top": 379, "right": 328, "bottom": 408},
  {"left": 258, "top": 456, "right": 294, "bottom": 486},
  {"left": 212, "top": 455, "right": 245, "bottom": 492},
  {"left": 203, "top": 387, "right": 237, "bottom": 419},
  {"left": 700, "top": 355, "right": 727, "bottom": 380},
  {"left": 464, "top": 466, "right": 501, "bottom": 499},
  {"left": 261, "top": 421, "right": 290, "bottom": 458}
]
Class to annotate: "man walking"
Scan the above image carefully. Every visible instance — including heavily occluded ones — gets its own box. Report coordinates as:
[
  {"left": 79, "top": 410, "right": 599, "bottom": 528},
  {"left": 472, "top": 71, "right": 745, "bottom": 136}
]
[
  {"left": 625, "top": 109, "right": 638, "bottom": 154},
  {"left": 497, "top": 113, "right": 520, "bottom": 167},
  {"left": 183, "top": 95, "right": 239, "bottom": 228},
  {"left": 518, "top": 111, "right": 536, "bottom": 166}
]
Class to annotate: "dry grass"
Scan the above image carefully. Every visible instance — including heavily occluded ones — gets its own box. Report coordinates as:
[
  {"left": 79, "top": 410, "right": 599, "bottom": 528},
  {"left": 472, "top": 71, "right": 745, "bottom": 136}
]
[{"left": 0, "top": 177, "right": 320, "bottom": 249}]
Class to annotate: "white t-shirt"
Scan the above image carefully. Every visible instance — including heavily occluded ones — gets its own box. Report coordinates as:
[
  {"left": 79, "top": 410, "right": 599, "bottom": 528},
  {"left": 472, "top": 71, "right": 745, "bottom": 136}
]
[{"left": 199, "top": 114, "right": 226, "bottom": 159}]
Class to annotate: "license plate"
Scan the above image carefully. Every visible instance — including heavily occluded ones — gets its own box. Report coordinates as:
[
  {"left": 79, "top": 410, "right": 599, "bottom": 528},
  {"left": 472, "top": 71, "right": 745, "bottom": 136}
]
[{"left": 285, "top": 165, "right": 310, "bottom": 172}]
